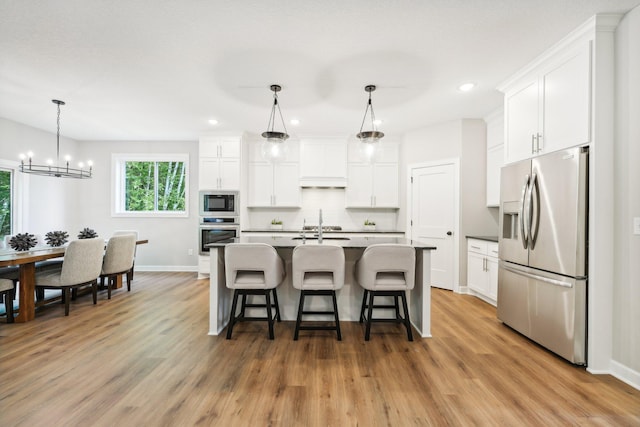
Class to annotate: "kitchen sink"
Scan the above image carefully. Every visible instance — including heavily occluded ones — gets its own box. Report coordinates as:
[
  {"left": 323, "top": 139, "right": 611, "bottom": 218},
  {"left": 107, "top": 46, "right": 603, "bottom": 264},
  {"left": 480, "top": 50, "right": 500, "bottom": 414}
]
[{"left": 291, "top": 236, "right": 350, "bottom": 240}]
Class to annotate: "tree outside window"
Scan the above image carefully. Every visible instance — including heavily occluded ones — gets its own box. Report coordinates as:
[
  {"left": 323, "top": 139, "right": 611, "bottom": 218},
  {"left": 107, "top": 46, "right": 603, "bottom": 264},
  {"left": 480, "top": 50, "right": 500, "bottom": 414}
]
[{"left": 113, "top": 154, "right": 189, "bottom": 217}]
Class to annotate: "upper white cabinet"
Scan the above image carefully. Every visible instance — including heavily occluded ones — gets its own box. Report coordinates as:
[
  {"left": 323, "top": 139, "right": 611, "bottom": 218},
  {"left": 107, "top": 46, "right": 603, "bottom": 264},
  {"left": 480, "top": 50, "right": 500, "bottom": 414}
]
[
  {"left": 199, "top": 136, "right": 241, "bottom": 190},
  {"left": 299, "top": 138, "right": 347, "bottom": 187},
  {"left": 247, "top": 140, "right": 301, "bottom": 208},
  {"left": 501, "top": 40, "right": 591, "bottom": 164},
  {"left": 346, "top": 141, "right": 399, "bottom": 208},
  {"left": 484, "top": 108, "right": 504, "bottom": 207}
]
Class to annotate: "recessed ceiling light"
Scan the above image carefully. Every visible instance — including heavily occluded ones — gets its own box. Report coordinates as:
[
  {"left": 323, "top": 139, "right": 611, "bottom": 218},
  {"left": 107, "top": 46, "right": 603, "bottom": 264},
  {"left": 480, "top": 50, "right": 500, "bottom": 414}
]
[
  {"left": 208, "top": 119, "right": 219, "bottom": 125},
  {"left": 458, "top": 82, "right": 475, "bottom": 92},
  {"left": 290, "top": 119, "right": 300, "bottom": 126},
  {"left": 373, "top": 119, "right": 383, "bottom": 126}
]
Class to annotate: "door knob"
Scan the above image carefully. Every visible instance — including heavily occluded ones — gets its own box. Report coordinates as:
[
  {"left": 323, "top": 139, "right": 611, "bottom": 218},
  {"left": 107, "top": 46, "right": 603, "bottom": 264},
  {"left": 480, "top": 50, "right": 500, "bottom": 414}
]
[{"left": 446, "top": 231, "right": 453, "bottom": 236}]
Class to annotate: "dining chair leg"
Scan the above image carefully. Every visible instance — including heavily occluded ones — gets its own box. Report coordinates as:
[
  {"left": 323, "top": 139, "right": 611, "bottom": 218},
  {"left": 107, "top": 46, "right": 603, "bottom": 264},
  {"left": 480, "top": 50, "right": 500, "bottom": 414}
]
[
  {"left": 92, "top": 281, "right": 98, "bottom": 305},
  {"left": 63, "top": 288, "right": 71, "bottom": 316}
]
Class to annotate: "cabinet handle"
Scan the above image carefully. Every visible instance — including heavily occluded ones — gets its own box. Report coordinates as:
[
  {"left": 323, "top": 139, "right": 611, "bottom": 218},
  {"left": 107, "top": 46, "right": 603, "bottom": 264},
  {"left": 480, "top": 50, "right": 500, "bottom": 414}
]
[
  {"left": 483, "top": 257, "right": 487, "bottom": 272},
  {"left": 536, "top": 133, "right": 542, "bottom": 153},
  {"left": 471, "top": 245, "right": 481, "bottom": 250},
  {"left": 531, "top": 134, "right": 536, "bottom": 154}
]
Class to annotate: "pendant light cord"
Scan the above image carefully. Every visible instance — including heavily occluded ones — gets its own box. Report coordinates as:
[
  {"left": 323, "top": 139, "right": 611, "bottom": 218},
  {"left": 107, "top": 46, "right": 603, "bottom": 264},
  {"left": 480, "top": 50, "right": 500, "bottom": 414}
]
[
  {"left": 56, "top": 101, "right": 61, "bottom": 164},
  {"left": 359, "top": 92, "right": 377, "bottom": 134},
  {"left": 266, "top": 91, "right": 288, "bottom": 135}
]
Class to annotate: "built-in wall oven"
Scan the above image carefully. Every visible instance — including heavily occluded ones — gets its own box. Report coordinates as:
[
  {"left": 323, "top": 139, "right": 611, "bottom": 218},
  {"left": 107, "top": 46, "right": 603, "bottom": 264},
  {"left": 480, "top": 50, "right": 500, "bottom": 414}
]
[{"left": 199, "top": 217, "right": 239, "bottom": 255}]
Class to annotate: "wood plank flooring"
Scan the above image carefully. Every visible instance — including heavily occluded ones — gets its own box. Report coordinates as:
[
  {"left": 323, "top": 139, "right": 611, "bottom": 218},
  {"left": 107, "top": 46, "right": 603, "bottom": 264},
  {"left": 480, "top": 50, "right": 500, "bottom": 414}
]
[{"left": 1, "top": 272, "right": 639, "bottom": 426}]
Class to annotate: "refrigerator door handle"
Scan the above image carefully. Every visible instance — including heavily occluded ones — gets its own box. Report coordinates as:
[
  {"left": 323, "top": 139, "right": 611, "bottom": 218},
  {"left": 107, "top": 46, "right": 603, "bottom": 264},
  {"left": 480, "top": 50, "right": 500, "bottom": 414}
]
[
  {"left": 502, "top": 265, "right": 574, "bottom": 288},
  {"left": 520, "top": 174, "right": 530, "bottom": 249},
  {"left": 529, "top": 173, "right": 540, "bottom": 249}
]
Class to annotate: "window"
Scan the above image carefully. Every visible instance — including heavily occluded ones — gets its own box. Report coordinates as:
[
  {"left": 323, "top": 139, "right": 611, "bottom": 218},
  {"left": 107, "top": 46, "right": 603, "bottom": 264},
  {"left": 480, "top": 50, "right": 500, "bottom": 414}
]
[
  {"left": 113, "top": 154, "right": 189, "bottom": 217},
  {"left": 0, "top": 168, "right": 11, "bottom": 240}
]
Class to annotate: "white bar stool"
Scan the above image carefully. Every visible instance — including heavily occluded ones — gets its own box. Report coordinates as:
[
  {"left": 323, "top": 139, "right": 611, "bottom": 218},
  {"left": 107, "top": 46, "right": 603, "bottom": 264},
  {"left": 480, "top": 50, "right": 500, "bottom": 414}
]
[
  {"left": 224, "top": 243, "right": 285, "bottom": 340},
  {"left": 291, "top": 245, "right": 345, "bottom": 340},
  {"left": 355, "top": 244, "right": 416, "bottom": 341}
]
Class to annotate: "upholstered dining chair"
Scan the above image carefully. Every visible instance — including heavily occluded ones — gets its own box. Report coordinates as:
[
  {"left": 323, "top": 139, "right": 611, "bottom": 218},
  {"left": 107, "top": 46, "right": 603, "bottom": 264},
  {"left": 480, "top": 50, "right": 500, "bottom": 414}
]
[
  {"left": 100, "top": 234, "right": 137, "bottom": 299},
  {"left": 0, "top": 278, "right": 15, "bottom": 323},
  {"left": 291, "top": 244, "right": 345, "bottom": 340},
  {"left": 35, "top": 238, "right": 105, "bottom": 316},
  {"left": 113, "top": 230, "right": 138, "bottom": 283},
  {"left": 224, "top": 243, "right": 285, "bottom": 340},
  {"left": 355, "top": 244, "right": 416, "bottom": 341}
]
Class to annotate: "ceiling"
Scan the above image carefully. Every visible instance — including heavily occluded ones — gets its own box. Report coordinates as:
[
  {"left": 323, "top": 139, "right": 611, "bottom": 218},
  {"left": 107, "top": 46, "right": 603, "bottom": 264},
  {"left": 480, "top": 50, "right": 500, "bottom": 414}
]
[{"left": 1, "top": 0, "right": 639, "bottom": 142}]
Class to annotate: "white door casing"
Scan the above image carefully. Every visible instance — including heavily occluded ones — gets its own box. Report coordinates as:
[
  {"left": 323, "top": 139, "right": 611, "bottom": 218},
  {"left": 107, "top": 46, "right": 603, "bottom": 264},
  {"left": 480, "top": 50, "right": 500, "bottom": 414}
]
[{"left": 408, "top": 159, "right": 459, "bottom": 291}]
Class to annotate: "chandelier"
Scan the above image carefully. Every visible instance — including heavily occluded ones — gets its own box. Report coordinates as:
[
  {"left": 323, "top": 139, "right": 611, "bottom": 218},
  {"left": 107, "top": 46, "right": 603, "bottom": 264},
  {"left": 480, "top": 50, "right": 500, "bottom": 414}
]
[
  {"left": 356, "top": 85, "right": 385, "bottom": 144},
  {"left": 261, "top": 84, "right": 289, "bottom": 162},
  {"left": 19, "top": 99, "right": 93, "bottom": 179}
]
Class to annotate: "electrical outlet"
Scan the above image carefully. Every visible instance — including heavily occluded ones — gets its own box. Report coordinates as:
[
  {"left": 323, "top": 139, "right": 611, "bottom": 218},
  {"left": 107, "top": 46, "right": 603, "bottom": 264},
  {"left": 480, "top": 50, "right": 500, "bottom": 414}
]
[
  {"left": 188, "top": 248, "right": 194, "bottom": 256},
  {"left": 634, "top": 217, "right": 640, "bottom": 235}
]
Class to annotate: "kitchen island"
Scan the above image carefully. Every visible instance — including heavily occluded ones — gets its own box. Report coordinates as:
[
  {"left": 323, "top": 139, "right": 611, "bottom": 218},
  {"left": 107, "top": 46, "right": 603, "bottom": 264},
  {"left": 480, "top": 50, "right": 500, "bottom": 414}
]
[{"left": 207, "top": 236, "right": 436, "bottom": 338}]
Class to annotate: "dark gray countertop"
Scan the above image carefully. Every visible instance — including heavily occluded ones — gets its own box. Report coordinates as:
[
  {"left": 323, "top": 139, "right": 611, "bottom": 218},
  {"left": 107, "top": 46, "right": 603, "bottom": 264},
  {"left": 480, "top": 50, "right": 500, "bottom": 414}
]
[
  {"left": 466, "top": 235, "right": 499, "bottom": 243},
  {"left": 242, "top": 229, "right": 404, "bottom": 234},
  {"left": 206, "top": 235, "right": 436, "bottom": 250}
]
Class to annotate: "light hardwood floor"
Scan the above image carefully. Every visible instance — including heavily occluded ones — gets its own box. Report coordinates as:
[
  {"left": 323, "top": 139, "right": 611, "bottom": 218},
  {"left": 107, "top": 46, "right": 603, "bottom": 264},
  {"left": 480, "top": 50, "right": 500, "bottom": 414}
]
[{"left": 1, "top": 272, "right": 639, "bottom": 426}]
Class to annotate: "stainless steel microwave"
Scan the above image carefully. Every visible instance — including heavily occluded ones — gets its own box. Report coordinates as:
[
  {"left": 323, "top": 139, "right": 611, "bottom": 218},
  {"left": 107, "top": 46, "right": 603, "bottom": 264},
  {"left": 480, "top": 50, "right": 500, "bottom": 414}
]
[{"left": 199, "top": 190, "right": 239, "bottom": 216}]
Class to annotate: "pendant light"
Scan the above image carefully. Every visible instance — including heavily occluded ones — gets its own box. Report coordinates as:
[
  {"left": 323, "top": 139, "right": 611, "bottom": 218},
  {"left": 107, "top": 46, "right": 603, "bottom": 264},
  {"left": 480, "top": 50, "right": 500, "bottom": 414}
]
[
  {"left": 19, "top": 99, "right": 93, "bottom": 179},
  {"left": 356, "top": 85, "right": 384, "bottom": 162},
  {"left": 261, "top": 84, "right": 289, "bottom": 163},
  {"left": 357, "top": 85, "right": 384, "bottom": 142}
]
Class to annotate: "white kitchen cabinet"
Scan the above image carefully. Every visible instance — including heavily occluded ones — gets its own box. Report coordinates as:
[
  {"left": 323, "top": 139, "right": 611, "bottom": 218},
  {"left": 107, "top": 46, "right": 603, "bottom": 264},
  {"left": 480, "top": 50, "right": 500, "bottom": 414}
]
[
  {"left": 247, "top": 139, "right": 300, "bottom": 207},
  {"left": 346, "top": 141, "right": 399, "bottom": 208},
  {"left": 199, "top": 136, "right": 241, "bottom": 190},
  {"left": 502, "top": 40, "right": 591, "bottom": 164},
  {"left": 467, "top": 239, "right": 498, "bottom": 305},
  {"left": 247, "top": 161, "right": 301, "bottom": 207},
  {"left": 484, "top": 108, "right": 504, "bottom": 207},
  {"left": 299, "top": 138, "right": 347, "bottom": 187}
]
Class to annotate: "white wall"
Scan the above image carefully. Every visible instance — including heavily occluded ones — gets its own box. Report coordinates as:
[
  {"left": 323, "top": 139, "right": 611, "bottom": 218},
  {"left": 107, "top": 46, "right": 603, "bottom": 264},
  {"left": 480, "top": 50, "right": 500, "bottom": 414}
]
[
  {"left": 401, "top": 119, "right": 499, "bottom": 288},
  {"left": 77, "top": 140, "right": 199, "bottom": 270},
  {"left": 613, "top": 5, "right": 640, "bottom": 378}
]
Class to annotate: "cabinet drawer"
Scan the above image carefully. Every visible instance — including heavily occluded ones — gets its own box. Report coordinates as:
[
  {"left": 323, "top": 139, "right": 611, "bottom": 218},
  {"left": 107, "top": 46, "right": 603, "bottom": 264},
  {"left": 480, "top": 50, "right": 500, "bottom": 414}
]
[
  {"left": 467, "top": 239, "right": 488, "bottom": 254},
  {"left": 487, "top": 242, "right": 499, "bottom": 258}
]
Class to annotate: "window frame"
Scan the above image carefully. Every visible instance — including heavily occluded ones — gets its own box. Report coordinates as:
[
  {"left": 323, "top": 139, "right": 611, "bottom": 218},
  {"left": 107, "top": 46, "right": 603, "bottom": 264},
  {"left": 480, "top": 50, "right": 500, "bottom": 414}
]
[
  {"left": 0, "top": 159, "right": 26, "bottom": 241},
  {"left": 112, "top": 153, "right": 189, "bottom": 218}
]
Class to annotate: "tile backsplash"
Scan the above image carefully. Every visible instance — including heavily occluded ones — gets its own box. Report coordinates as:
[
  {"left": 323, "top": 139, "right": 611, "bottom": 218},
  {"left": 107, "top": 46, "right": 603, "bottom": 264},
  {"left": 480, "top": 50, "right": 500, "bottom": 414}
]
[{"left": 243, "top": 188, "right": 400, "bottom": 231}]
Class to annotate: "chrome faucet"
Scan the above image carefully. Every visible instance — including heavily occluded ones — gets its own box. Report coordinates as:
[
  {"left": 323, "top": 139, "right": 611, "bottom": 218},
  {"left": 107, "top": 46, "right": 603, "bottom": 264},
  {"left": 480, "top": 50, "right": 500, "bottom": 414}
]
[
  {"left": 318, "top": 209, "right": 323, "bottom": 243},
  {"left": 300, "top": 218, "right": 306, "bottom": 243}
]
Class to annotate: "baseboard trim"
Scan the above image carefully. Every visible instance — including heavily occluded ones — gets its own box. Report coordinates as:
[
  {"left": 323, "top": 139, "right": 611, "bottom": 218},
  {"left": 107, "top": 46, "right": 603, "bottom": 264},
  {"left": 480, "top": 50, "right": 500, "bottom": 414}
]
[
  {"left": 610, "top": 360, "right": 640, "bottom": 391},
  {"left": 136, "top": 265, "right": 198, "bottom": 272}
]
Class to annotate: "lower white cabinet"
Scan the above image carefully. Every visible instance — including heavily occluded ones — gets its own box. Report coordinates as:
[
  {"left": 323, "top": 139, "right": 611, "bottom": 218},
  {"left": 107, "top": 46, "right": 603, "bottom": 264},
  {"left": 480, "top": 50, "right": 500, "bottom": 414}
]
[{"left": 467, "top": 239, "right": 498, "bottom": 305}]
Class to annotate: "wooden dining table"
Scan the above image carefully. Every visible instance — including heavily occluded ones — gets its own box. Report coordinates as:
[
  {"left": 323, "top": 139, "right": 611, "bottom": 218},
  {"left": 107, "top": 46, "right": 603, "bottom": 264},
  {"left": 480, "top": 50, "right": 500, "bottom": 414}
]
[{"left": 0, "top": 239, "right": 148, "bottom": 322}]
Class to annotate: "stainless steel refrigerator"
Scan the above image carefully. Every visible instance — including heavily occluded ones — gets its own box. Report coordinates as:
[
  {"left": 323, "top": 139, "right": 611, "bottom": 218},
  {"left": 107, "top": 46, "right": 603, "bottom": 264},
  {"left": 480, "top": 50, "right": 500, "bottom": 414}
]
[{"left": 498, "top": 146, "right": 588, "bottom": 364}]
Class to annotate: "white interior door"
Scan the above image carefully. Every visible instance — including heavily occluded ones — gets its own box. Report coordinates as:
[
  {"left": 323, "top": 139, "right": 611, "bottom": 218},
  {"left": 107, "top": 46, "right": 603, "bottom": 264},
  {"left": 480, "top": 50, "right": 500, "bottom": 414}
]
[{"left": 410, "top": 162, "right": 457, "bottom": 290}]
